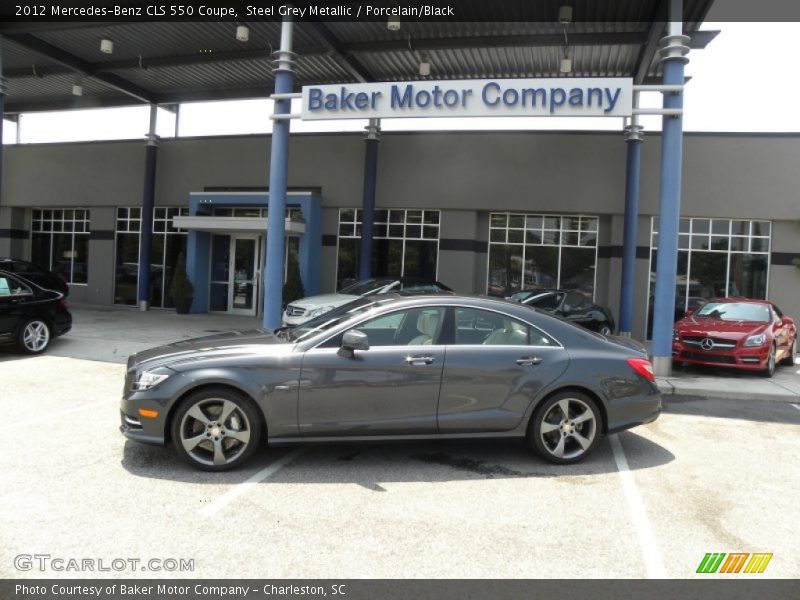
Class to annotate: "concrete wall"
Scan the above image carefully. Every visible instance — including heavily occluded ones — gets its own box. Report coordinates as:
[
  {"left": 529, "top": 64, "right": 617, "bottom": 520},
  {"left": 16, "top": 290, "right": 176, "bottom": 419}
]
[{"left": 2, "top": 130, "right": 799, "bottom": 339}]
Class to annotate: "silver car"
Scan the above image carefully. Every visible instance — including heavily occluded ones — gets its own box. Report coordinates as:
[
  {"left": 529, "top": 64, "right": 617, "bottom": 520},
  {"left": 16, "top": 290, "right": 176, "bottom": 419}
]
[{"left": 120, "top": 294, "right": 660, "bottom": 471}]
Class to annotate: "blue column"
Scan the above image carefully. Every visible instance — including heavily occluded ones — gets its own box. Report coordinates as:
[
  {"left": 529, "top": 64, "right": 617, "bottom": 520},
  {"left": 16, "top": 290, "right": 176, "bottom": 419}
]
[
  {"left": 651, "top": 2, "right": 690, "bottom": 376},
  {"left": 358, "top": 119, "right": 380, "bottom": 281},
  {"left": 263, "top": 16, "right": 295, "bottom": 330},
  {"left": 0, "top": 35, "right": 5, "bottom": 213},
  {"left": 137, "top": 104, "right": 158, "bottom": 310},
  {"left": 618, "top": 121, "right": 643, "bottom": 336}
]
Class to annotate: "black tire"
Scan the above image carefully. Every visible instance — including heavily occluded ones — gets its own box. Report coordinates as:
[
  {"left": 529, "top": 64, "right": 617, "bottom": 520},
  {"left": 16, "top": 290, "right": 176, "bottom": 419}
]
[
  {"left": 761, "top": 344, "right": 777, "bottom": 378},
  {"left": 17, "top": 318, "right": 52, "bottom": 354},
  {"left": 170, "top": 387, "right": 263, "bottom": 472},
  {"left": 780, "top": 337, "right": 797, "bottom": 366},
  {"left": 598, "top": 322, "right": 613, "bottom": 336},
  {"left": 528, "top": 390, "right": 602, "bottom": 465}
]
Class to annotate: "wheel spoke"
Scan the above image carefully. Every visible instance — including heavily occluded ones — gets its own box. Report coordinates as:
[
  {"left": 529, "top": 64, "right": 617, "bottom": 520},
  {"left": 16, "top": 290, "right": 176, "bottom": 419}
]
[
  {"left": 572, "top": 431, "right": 591, "bottom": 450},
  {"left": 225, "top": 429, "right": 250, "bottom": 445},
  {"left": 557, "top": 399, "right": 570, "bottom": 420},
  {"left": 540, "top": 421, "right": 560, "bottom": 434},
  {"left": 181, "top": 433, "right": 206, "bottom": 452},
  {"left": 218, "top": 400, "right": 237, "bottom": 425},
  {"left": 552, "top": 436, "right": 566, "bottom": 458},
  {"left": 212, "top": 439, "right": 227, "bottom": 465},
  {"left": 573, "top": 409, "right": 593, "bottom": 425},
  {"left": 187, "top": 405, "right": 211, "bottom": 426}
]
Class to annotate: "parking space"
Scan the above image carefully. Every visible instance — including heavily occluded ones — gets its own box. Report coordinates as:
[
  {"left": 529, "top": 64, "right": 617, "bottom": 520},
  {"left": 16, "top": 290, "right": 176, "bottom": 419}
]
[{"left": 1, "top": 306, "right": 799, "bottom": 579}]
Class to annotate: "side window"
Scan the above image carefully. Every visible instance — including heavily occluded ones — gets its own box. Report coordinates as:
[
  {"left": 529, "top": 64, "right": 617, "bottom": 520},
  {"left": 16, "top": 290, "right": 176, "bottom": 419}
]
[
  {"left": 773, "top": 305, "right": 783, "bottom": 321},
  {"left": 565, "top": 291, "right": 589, "bottom": 310},
  {"left": 354, "top": 307, "right": 446, "bottom": 347},
  {"left": 0, "top": 276, "right": 31, "bottom": 297},
  {"left": 455, "top": 308, "right": 554, "bottom": 347}
]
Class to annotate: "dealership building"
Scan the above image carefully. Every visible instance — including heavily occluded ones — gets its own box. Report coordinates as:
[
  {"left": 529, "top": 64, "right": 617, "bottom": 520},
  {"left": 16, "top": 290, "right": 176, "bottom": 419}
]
[{"left": 0, "top": 2, "right": 798, "bottom": 373}]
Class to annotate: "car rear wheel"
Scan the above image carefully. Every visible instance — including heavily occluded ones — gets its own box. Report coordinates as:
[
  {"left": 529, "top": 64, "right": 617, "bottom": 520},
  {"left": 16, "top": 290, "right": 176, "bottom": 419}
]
[
  {"left": 762, "top": 344, "right": 777, "bottom": 378},
  {"left": 529, "top": 391, "right": 601, "bottom": 464},
  {"left": 780, "top": 337, "right": 797, "bottom": 366},
  {"left": 17, "top": 319, "right": 51, "bottom": 354},
  {"left": 598, "top": 323, "right": 613, "bottom": 336},
  {"left": 171, "top": 388, "right": 262, "bottom": 471}
]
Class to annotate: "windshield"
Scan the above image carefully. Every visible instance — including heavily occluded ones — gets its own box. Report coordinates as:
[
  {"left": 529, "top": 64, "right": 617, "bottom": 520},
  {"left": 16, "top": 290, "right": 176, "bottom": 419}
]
[
  {"left": 338, "top": 279, "right": 397, "bottom": 296},
  {"left": 694, "top": 302, "right": 771, "bottom": 322},
  {"left": 525, "top": 292, "right": 565, "bottom": 311},
  {"left": 508, "top": 291, "right": 533, "bottom": 302},
  {"left": 286, "top": 297, "right": 392, "bottom": 343}
]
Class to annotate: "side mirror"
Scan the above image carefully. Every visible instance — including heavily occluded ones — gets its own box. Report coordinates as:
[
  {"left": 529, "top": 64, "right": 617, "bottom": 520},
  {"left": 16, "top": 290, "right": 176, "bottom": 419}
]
[{"left": 341, "top": 329, "right": 369, "bottom": 353}]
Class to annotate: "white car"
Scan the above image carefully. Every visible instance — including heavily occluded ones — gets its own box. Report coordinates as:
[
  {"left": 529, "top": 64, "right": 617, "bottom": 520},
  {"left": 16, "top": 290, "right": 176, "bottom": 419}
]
[{"left": 282, "top": 277, "right": 452, "bottom": 326}]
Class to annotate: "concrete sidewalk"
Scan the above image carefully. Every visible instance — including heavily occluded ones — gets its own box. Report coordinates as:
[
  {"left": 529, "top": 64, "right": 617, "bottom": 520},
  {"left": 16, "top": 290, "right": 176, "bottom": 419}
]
[{"left": 657, "top": 362, "right": 800, "bottom": 403}]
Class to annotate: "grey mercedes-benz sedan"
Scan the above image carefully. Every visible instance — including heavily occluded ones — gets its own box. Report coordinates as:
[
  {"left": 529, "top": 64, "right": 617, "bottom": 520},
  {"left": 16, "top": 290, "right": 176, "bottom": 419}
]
[{"left": 120, "top": 294, "right": 660, "bottom": 471}]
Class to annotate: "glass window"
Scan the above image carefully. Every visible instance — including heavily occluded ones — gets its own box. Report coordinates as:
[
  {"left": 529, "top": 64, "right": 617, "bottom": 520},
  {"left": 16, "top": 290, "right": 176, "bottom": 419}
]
[
  {"left": 487, "top": 212, "right": 598, "bottom": 298},
  {"left": 337, "top": 208, "right": 441, "bottom": 282},
  {"left": 113, "top": 207, "right": 189, "bottom": 307},
  {"left": 0, "top": 275, "right": 32, "bottom": 297},
  {"left": 648, "top": 217, "right": 771, "bottom": 339},
  {"left": 455, "top": 308, "right": 553, "bottom": 346},
  {"left": 354, "top": 306, "right": 446, "bottom": 347},
  {"left": 30, "top": 208, "right": 90, "bottom": 285},
  {"left": 526, "top": 292, "right": 565, "bottom": 311}
]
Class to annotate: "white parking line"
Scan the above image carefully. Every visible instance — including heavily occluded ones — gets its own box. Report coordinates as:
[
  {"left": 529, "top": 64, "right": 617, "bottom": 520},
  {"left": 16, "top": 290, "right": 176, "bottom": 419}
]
[
  {"left": 198, "top": 447, "right": 307, "bottom": 517},
  {"left": 609, "top": 435, "right": 666, "bottom": 578},
  {"left": 791, "top": 403, "right": 800, "bottom": 411},
  {"left": 9, "top": 400, "right": 114, "bottom": 427}
]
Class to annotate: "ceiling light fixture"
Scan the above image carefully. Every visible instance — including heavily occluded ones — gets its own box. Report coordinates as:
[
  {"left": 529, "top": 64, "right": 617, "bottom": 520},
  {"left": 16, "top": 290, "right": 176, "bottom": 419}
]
[
  {"left": 387, "top": 16, "right": 400, "bottom": 31},
  {"left": 558, "top": 5, "right": 573, "bottom": 24},
  {"left": 100, "top": 38, "right": 114, "bottom": 54},
  {"left": 418, "top": 56, "right": 431, "bottom": 76},
  {"left": 72, "top": 84, "right": 83, "bottom": 96},
  {"left": 560, "top": 56, "right": 572, "bottom": 74},
  {"left": 559, "top": 5, "right": 572, "bottom": 75},
  {"left": 236, "top": 25, "right": 250, "bottom": 42}
]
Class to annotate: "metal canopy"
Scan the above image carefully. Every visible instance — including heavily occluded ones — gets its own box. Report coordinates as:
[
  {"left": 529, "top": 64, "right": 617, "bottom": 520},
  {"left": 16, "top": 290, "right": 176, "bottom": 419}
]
[{"left": 0, "top": 1, "right": 717, "bottom": 114}]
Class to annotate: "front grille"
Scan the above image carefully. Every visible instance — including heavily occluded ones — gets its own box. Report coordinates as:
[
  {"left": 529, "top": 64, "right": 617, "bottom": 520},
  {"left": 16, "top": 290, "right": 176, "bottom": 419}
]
[
  {"left": 682, "top": 352, "right": 737, "bottom": 364},
  {"left": 286, "top": 305, "right": 306, "bottom": 317},
  {"left": 682, "top": 336, "right": 737, "bottom": 350}
]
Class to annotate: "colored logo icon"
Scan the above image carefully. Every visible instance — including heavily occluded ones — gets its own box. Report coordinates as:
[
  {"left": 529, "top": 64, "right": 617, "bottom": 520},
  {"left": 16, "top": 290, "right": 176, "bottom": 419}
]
[{"left": 696, "top": 553, "right": 772, "bottom": 574}]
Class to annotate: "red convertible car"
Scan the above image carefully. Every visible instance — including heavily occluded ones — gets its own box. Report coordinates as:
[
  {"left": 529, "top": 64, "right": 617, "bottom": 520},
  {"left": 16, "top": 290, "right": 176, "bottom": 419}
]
[{"left": 672, "top": 298, "right": 797, "bottom": 377}]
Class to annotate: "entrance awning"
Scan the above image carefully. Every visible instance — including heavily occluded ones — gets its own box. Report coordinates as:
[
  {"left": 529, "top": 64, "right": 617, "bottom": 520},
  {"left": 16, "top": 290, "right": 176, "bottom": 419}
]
[{"left": 172, "top": 215, "right": 306, "bottom": 235}]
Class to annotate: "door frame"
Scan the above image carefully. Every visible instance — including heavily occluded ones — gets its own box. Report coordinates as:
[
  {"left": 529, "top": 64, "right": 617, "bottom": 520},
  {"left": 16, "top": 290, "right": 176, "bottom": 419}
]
[{"left": 209, "top": 233, "right": 261, "bottom": 316}]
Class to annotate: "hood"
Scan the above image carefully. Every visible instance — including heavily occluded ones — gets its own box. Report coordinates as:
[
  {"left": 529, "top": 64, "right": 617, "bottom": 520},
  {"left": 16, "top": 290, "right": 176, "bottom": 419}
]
[
  {"left": 287, "top": 293, "right": 358, "bottom": 308},
  {"left": 128, "top": 330, "right": 287, "bottom": 372},
  {"left": 675, "top": 316, "right": 768, "bottom": 339}
]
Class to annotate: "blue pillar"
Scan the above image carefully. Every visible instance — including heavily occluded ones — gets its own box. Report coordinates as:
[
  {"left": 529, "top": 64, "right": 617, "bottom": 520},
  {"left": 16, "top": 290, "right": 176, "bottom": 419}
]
[
  {"left": 619, "top": 118, "right": 643, "bottom": 337},
  {"left": 651, "top": 2, "right": 690, "bottom": 376},
  {"left": 263, "top": 16, "right": 295, "bottom": 330},
  {"left": 0, "top": 35, "right": 5, "bottom": 213},
  {"left": 137, "top": 104, "right": 158, "bottom": 310},
  {"left": 358, "top": 119, "right": 380, "bottom": 281}
]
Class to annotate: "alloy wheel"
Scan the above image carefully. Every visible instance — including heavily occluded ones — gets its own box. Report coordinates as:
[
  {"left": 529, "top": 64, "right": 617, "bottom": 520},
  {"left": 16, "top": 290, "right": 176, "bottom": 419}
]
[
  {"left": 178, "top": 398, "right": 252, "bottom": 467},
  {"left": 23, "top": 321, "right": 50, "bottom": 353},
  {"left": 539, "top": 397, "right": 597, "bottom": 460},
  {"left": 599, "top": 324, "right": 612, "bottom": 336}
]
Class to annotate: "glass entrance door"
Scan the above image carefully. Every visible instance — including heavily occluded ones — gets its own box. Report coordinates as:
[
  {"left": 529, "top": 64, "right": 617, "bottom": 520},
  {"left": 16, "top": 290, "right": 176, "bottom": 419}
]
[{"left": 209, "top": 234, "right": 260, "bottom": 316}]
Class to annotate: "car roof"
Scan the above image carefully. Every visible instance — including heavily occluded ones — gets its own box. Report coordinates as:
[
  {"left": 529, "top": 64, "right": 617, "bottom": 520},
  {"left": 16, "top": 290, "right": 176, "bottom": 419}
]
[{"left": 705, "top": 297, "right": 772, "bottom": 306}]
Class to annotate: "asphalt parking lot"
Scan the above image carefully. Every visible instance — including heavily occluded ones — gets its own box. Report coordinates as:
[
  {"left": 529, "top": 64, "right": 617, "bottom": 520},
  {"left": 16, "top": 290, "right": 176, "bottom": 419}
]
[{"left": 1, "top": 306, "right": 799, "bottom": 579}]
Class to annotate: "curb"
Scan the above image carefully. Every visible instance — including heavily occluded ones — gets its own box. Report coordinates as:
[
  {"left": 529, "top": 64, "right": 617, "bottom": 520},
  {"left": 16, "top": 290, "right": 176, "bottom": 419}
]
[{"left": 657, "top": 380, "right": 799, "bottom": 404}]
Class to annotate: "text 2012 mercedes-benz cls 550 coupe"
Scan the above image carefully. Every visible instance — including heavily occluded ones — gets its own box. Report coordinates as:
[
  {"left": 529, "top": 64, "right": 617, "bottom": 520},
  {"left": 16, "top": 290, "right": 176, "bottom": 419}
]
[{"left": 120, "top": 294, "right": 661, "bottom": 471}]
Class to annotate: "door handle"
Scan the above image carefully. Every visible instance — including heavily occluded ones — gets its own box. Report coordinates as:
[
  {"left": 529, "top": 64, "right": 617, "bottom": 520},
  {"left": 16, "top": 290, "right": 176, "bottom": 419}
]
[
  {"left": 516, "top": 356, "right": 543, "bottom": 366},
  {"left": 405, "top": 355, "right": 435, "bottom": 365}
]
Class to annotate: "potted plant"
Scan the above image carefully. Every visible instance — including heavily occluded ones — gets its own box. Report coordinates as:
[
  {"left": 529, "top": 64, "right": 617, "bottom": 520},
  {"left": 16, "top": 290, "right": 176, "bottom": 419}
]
[
  {"left": 282, "top": 259, "right": 305, "bottom": 307},
  {"left": 169, "top": 252, "right": 194, "bottom": 314}
]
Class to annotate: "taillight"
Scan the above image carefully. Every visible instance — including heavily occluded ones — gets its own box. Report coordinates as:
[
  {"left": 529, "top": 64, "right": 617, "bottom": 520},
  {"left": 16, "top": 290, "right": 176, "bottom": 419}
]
[
  {"left": 627, "top": 357, "right": 655, "bottom": 382},
  {"left": 59, "top": 298, "right": 69, "bottom": 309}
]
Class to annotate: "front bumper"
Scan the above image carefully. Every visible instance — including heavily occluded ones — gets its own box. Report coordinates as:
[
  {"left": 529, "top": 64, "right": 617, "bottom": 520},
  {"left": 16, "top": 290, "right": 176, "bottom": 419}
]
[{"left": 672, "top": 341, "right": 769, "bottom": 371}]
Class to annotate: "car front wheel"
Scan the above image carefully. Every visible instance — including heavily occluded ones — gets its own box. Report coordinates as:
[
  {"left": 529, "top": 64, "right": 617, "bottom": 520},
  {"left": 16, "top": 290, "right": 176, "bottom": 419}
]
[
  {"left": 171, "top": 388, "right": 263, "bottom": 471},
  {"left": 18, "top": 319, "right": 51, "bottom": 354},
  {"left": 762, "top": 344, "right": 777, "bottom": 378},
  {"left": 529, "top": 391, "right": 601, "bottom": 464}
]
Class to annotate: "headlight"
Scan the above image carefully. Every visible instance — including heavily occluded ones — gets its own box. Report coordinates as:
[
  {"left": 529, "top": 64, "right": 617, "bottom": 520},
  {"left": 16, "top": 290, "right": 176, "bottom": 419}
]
[
  {"left": 672, "top": 328, "right": 679, "bottom": 341},
  {"left": 132, "top": 369, "right": 171, "bottom": 391},
  {"left": 743, "top": 333, "right": 767, "bottom": 347},
  {"left": 308, "top": 305, "right": 334, "bottom": 317}
]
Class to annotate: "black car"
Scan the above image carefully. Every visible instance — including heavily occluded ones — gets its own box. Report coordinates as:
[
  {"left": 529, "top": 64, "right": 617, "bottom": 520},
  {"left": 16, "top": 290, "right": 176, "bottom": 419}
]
[
  {"left": 0, "top": 270, "right": 72, "bottom": 354},
  {"left": 0, "top": 258, "right": 69, "bottom": 296},
  {"left": 516, "top": 289, "right": 615, "bottom": 336}
]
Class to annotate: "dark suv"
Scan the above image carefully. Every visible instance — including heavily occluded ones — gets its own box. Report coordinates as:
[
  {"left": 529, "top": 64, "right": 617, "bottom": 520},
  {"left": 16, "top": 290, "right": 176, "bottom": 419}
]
[{"left": 0, "top": 258, "right": 69, "bottom": 295}]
